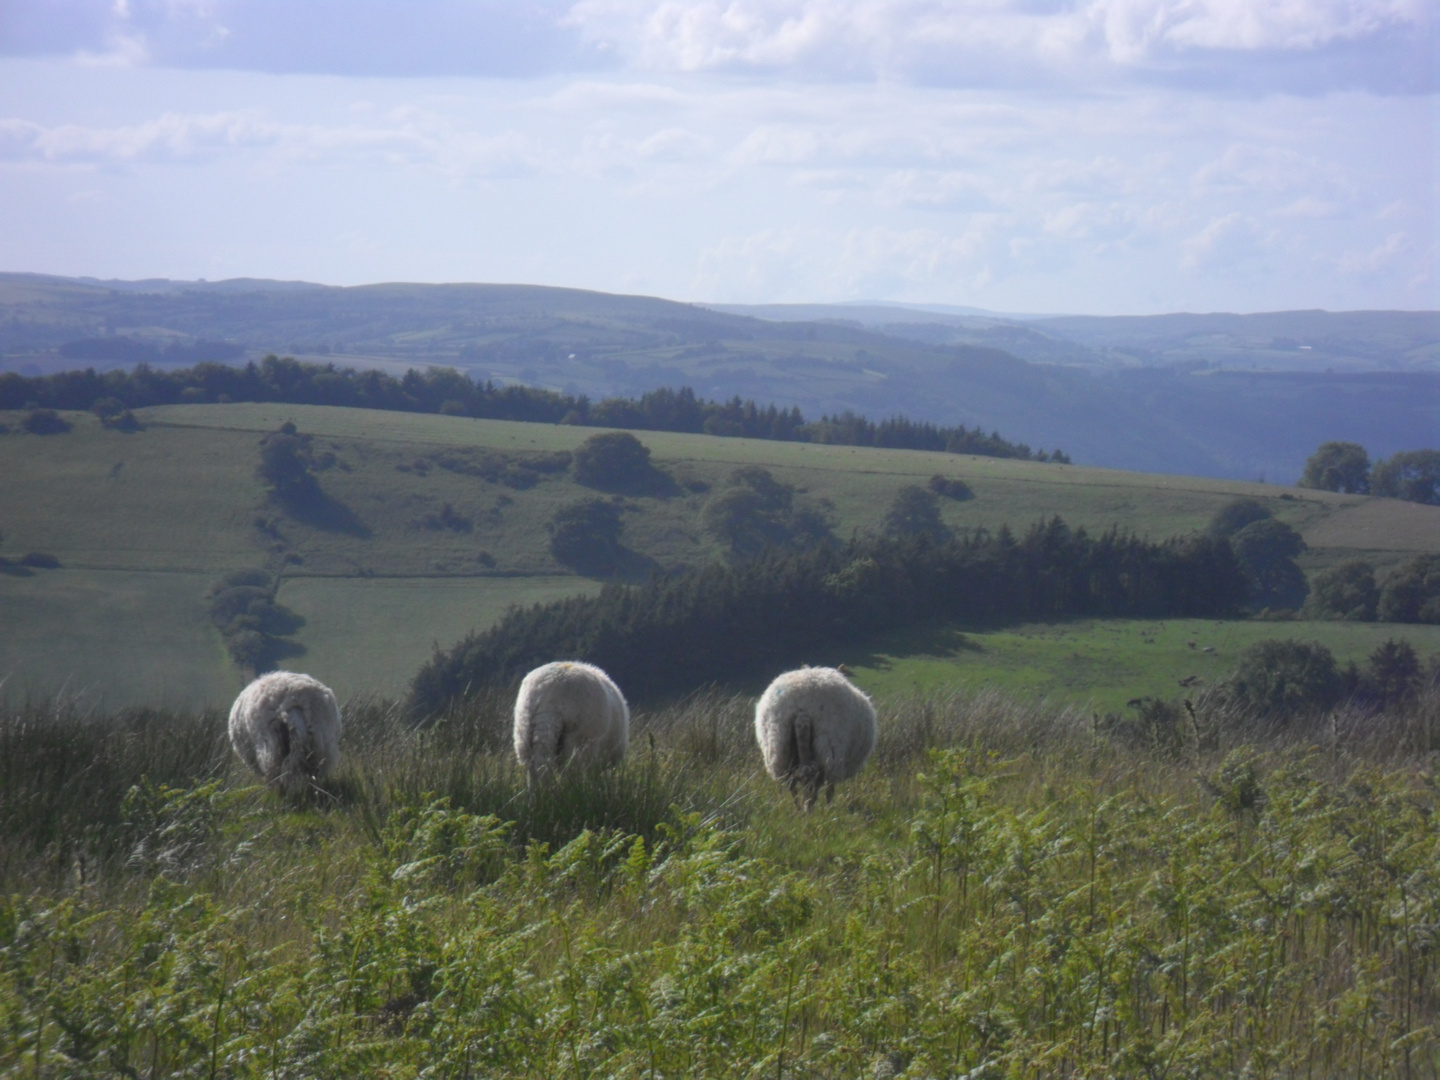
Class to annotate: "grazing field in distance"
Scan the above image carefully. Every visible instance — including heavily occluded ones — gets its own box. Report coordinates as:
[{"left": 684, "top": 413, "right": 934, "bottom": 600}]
[
  {"left": 846, "top": 617, "right": 1440, "bottom": 712},
  {"left": 0, "top": 402, "right": 1435, "bottom": 706}
]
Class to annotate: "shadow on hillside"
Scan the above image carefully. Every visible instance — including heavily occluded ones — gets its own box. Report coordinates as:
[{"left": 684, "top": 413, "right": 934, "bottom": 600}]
[
  {"left": 582, "top": 466, "right": 683, "bottom": 500},
  {"left": 611, "top": 546, "right": 662, "bottom": 583},
  {"left": 837, "top": 625, "right": 984, "bottom": 674},
  {"left": 275, "top": 488, "right": 372, "bottom": 538},
  {"left": 566, "top": 545, "right": 661, "bottom": 584}
]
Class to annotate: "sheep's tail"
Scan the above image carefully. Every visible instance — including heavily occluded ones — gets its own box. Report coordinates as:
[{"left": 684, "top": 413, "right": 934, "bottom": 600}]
[
  {"left": 276, "top": 705, "right": 311, "bottom": 796},
  {"left": 787, "top": 710, "right": 822, "bottom": 811},
  {"left": 523, "top": 707, "right": 569, "bottom": 780}
]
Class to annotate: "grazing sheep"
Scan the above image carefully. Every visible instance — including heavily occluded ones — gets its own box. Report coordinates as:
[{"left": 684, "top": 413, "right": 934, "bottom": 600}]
[
  {"left": 755, "top": 666, "right": 877, "bottom": 810},
  {"left": 228, "top": 671, "right": 342, "bottom": 796},
  {"left": 513, "top": 661, "right": 629, "bottom": 781}
]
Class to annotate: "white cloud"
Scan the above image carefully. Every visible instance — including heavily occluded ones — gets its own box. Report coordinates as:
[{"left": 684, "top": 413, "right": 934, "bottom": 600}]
[
  {"left": 565, "top": 0, "right": 1431, "bottom": 87},
  {"left": 1180, "top": 211, "right": 1277, "bottom": 271},
  {"left": 634, "top": 127, "right": 709, "bottom": 160},
  {"left": 0, "top": 109, "right": 540, "bottom": 176},
  {"left": 0, "top": 112, "right": 279, "bottom": 162},
  {"left": 73, "top": 31, "right": 151, "bottom": 68},
  {"left": 879, "top": 169, "right": 995, "bottom": 211},
  {"left": 692, "top": 221, "right": 1001, "bottom": 301},
  {"left": 1192, "top": 143, "right": 1349, "bottom": 198},
  {"left": 1090, "top": 0, "right": 1424, "bottom": 56},
  {"left": 1336, "top": 230, "right": 1411, "bottom": 274},
  {"left": 0, "top": 0, "right": 1427, "bottom": 93},
  {"left": 733, "top": 125, "right": 826, "bottom": 165},
  {"left": 1022, "top": 155, "right": 1131, "bottom": 197},
  {"left": 1275, "top": 195, "right": 1341, "bottom": 218},
  {"left": 544, "top": 80, "right": 691, "bottom": 112},
  {"left": 0, "top": 42, "right": 1430, "bottom": 312}
]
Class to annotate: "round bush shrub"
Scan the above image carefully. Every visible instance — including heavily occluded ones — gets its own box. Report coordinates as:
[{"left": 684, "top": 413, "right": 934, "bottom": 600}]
[
  {"left": 23, "top": 408, "right": 70, "bottom": 435},
  {"left": 1226, "top": 639, "right": 1343, "bottom": 720}
]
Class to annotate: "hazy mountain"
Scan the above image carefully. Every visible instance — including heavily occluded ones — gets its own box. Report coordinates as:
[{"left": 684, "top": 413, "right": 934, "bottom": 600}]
[
  {"left": 2, "top": 273, "right": 1434, "bottom": 483},
  {"left": 710, "top": 301, "right": 1440, "bottom": 375}
]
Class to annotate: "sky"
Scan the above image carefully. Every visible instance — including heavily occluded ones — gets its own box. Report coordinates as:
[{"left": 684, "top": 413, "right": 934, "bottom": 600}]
[{"left": 0, "top": 0, "right": 1435, "bottom": 314}]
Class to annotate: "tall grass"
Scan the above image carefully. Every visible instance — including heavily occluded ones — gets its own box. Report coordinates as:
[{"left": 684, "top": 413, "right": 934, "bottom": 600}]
[{"left": 1, "top": 687, "right": 1436, "bottom": 1077}]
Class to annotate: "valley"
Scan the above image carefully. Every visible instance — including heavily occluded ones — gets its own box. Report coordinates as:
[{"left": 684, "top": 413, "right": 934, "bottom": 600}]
[{"left": 3, "top": 274, "right": 1436, "bottom": 482}]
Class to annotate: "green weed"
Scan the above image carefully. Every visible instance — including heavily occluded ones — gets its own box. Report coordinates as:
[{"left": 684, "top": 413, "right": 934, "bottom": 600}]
[{"left": 0, "top": 689, "right": 1437, "bottom": 1076}]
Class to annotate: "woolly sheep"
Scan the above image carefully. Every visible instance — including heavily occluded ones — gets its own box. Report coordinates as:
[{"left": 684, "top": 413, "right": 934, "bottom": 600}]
[
  {"left": 513, "top": 661, "right": 629, "bottom": 780},
  {"left": 755, "top": 665, "right": 876, "bottom": 810},
  {"left": 228, "top": 671, "right": 342, "bottom": 796}
]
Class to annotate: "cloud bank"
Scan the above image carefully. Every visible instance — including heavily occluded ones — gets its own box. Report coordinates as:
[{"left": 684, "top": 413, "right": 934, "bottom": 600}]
[
  {"left": 0, "top": 1, "right": 1432, "bottom": 312},
  {"left": 2, "top": 0, "right": 1431, "bottom": 92}
]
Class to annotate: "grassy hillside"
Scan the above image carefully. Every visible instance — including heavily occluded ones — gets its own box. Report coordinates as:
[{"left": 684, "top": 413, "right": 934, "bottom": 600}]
[{"left": 1, "top": 402, "right": 1435, "bottom": 706}]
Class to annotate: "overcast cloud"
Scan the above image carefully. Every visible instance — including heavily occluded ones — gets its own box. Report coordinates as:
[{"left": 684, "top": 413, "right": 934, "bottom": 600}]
[{"left": 0, "top": 0, "right": 1432, "bottom": 312}]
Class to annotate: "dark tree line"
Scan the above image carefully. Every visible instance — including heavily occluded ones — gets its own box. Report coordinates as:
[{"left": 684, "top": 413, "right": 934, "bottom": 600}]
[
  {"left": 408, "top": 518, "right": 1247, "bottom": 714},
  {"left": 1308, "top": 554, "right": 1440, "bottom": 624},
  {"left": 0, "top": 356, "right": 1064, "bottom": 463}
]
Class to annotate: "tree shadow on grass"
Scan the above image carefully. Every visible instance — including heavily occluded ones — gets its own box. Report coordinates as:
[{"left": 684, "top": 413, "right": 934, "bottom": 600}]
[
  {"left": 563, "top": 544, "right": 661, "bottom": 584},
  {"left": 274, "top": 486, "right": 372, "bottom": 538},
  {"left": 850, "top": 624, "right": 984, "bottom": 667},
  {"left": 611, "top": 546, "right": 662, "bottom": 584},
  {"left": 581, "top": 466, "right": 683, "bottom": 500}
]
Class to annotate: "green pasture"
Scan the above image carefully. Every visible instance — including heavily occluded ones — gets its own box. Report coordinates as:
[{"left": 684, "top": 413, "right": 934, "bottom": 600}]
[
  {"left": 0, "top": 412, "right": 261, "bottom": 572},
  {"left": 846, "top": 617, "right": 1440, "bottom": 712},
  {"left": 135, "top": 402, "right": 1440, "bottom": 565},
  {"left": 0, "top": 568, "right": 239, "bottom": 708},
  {"left": 6, "top": 404, "right": 1434, "bottom": 581},
  {"left": 275, "top": 573, "right": 602, "bottom": 700},
  {"left": 0, "top": 403, "right": 1435, "bottom": 708}
]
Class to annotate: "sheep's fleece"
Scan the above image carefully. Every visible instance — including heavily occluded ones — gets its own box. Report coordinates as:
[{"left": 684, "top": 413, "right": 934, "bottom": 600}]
[
  {"left": 513, "top": 661, "right": 629, "bottom": 776},
  {"left": 754, "top": 666, "right": 876, "bottom": 806},
  {"left": 228, "top": 671, "right": 341, "bottom": 794}
]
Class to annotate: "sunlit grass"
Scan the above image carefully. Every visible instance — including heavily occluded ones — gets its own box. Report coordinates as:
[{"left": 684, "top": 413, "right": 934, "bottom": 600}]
[{"left": 848, "top": 617, "right": 1440, "bottom": 712}]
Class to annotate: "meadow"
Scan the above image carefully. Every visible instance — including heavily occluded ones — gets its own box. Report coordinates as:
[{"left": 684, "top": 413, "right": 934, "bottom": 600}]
[
  {"left": 2, "top": 403, "right": 1435, "bottom": 706},
  {"left": 2, "top": 685, "right": 1436, "bottom": 1077},
  {"left": 848, "top": 618, "right": 1440, "bottom": 713}
]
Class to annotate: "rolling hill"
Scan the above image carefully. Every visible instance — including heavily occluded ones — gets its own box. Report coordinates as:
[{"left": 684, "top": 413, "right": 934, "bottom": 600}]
[
  {"left": 2, "top": 273, "right": 1435, "bottom": 483},
  {"left": 1, "top": 402, "right": 1434, "bottom": 708}
]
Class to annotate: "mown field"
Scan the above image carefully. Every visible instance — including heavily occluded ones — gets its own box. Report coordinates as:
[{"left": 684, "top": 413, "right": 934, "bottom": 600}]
[
  {"left": 2, "top": 686, "right": 1436, "bottom": 1077},
  {"left": 1, "top": 402, "right": 1436, "bottom": 706}
]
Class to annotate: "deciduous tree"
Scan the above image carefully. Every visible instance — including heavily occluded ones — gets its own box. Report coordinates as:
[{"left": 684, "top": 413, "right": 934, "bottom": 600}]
[
  {"left": 1305, "top": 560, "right": 1378, "bottom": 621},
  {"left": 1298, "top": 441, "right": 1370, "bottom": 493},
  {"left": 1371, "top": 449, "right": 1440, "bottom": 505}
]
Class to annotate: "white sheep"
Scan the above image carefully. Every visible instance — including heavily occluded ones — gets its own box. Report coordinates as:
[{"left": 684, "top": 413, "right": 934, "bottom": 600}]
[
  {"left": 513, "top": 661, "right": 629, "bottom": 781},
  {"left": 228, "top": 671, "right": 342, "bottom": 796},
  {"left": 754, "top": 666, "right": 876, "bottom": 810}
]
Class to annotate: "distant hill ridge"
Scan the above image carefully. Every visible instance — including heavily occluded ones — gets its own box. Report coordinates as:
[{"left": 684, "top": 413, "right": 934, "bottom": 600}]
[
  {"left": 0, "top": 355, "right": 1063, "bottom": 463},
  {"left": 1, "top": 273, "right": 1435, "bottom": 482}
]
